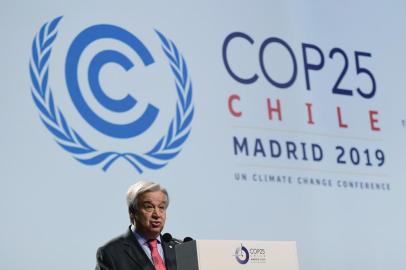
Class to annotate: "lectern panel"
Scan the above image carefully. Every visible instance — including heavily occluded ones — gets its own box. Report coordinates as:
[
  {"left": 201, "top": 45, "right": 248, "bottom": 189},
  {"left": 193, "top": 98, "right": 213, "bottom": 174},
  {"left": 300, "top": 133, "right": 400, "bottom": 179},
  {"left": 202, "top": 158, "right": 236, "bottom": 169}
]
[{"left": 176, "top": 240, "right": 298, "bottom": 270}]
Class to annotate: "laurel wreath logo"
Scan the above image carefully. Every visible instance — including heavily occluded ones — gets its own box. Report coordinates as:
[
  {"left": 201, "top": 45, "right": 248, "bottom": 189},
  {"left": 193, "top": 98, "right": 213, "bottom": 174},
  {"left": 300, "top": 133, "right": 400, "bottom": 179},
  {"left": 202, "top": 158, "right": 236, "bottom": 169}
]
[{"left": 29, "top": 16, "right": 194, "bottom": 173}]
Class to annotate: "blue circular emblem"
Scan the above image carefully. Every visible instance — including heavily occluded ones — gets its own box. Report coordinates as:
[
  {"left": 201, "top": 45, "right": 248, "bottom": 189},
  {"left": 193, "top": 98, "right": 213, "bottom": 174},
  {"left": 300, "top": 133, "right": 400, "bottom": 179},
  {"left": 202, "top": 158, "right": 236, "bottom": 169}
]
[
  {"left": 29, "top": 16, "right": 194, "bottom": 173},
  {"left": 235, "top": 244, "right": 249, "bottom": 264}
]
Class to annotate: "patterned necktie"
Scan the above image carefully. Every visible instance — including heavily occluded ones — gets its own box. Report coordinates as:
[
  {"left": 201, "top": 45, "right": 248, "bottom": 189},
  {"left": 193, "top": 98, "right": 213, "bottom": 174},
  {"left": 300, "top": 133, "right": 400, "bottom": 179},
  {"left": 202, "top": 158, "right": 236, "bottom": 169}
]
[{"left": 148, "top": 239, "right": 166, "bottom": 270}]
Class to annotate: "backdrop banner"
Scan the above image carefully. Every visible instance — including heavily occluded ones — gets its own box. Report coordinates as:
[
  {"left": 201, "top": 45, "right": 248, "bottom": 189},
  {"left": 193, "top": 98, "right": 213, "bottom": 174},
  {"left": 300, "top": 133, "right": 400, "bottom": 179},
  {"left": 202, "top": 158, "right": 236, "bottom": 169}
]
[{"left": 1, "top": 1, "right": 406, "bottom": 269}]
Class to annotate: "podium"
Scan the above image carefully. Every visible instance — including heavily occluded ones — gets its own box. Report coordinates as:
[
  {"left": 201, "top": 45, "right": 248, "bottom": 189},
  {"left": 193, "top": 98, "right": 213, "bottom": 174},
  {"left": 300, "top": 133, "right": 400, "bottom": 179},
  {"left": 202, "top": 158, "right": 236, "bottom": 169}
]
[{"left": 175, "top": 240, "right": 298, "bottom": 270}]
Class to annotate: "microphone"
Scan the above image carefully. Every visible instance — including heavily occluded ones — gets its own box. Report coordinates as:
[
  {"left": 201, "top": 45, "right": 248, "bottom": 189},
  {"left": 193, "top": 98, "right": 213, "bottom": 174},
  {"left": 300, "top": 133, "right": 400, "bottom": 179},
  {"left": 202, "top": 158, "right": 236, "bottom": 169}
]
[
  {"left": 162, "top": 233, "right": 183, "bottom": 244},
  {"left": 183, "top": 236, "right": 193, "bottom": 242}
]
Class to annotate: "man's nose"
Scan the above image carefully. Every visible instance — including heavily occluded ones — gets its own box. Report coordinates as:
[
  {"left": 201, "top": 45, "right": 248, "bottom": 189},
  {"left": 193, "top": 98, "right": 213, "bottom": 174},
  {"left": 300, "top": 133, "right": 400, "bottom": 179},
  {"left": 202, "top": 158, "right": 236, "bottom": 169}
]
[{"left": 151, "top": 207, "right": 162, "bottom": 217}]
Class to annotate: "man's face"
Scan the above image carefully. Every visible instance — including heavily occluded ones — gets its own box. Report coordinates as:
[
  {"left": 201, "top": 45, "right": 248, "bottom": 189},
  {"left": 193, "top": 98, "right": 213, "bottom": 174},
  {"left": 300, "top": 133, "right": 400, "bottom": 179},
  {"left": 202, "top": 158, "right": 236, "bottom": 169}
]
[{"left": 134, "top": 190, "right": 167, "bottom": 239}]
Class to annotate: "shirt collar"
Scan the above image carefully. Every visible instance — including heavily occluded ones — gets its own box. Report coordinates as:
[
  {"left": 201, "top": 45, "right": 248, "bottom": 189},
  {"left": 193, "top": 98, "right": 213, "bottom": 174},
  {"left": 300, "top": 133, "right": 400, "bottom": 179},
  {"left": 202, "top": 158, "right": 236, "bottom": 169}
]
[{"left": 131, "top": 224, "right": 162, "bottom": 245}]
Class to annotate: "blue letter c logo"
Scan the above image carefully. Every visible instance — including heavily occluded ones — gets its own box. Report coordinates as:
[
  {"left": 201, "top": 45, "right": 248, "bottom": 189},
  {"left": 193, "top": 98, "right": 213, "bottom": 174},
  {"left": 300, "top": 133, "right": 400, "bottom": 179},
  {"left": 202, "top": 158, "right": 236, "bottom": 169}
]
[{"left": 65, "top": 24, "right": 159, "bottom": 138}]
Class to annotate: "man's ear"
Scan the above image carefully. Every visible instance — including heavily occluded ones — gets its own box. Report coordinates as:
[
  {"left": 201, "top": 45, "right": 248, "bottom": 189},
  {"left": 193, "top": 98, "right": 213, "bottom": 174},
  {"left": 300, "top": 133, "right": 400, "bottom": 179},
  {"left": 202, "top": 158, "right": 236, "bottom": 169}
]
[{"left": 129, "top": 207, "right": 137, "bottom": 224}]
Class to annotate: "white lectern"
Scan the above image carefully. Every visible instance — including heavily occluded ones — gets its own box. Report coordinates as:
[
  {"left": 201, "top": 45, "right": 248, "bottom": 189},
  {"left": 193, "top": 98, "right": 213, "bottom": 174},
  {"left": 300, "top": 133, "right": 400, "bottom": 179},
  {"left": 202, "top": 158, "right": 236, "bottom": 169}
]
[{"left": 176, "top": 240, "right": 298, "bottom": 270}]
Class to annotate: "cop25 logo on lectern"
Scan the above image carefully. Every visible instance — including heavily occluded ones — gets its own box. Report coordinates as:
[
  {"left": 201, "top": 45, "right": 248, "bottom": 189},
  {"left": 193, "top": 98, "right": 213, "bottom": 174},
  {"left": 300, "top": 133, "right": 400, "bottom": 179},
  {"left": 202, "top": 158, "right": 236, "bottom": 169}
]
[
  {"left": 29, "top": 16, "right": 194, "bottom": 173},
  {"left": 234, "top": 243, "right": 267, "bottom": 264}
]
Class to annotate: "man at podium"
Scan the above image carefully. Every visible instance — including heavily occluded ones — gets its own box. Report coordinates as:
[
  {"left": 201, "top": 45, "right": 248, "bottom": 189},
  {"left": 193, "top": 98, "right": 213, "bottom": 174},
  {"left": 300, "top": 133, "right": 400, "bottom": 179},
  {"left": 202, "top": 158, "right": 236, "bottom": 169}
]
[{"left": 96, "top": 181, "right": 177, "bottom": 270}]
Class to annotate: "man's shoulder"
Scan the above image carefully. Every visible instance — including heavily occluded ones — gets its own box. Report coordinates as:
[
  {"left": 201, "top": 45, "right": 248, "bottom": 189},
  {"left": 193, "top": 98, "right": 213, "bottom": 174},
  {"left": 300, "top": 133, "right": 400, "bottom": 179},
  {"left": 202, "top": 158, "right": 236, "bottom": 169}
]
[{"left": 98, "top": 230, "right": 131, "bottom": 252}]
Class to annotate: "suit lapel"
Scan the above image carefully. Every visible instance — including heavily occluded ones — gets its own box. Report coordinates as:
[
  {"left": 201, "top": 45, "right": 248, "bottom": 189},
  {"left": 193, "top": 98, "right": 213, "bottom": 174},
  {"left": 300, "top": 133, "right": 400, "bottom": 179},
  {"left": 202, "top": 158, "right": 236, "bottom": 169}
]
[
  {"left": 162, "top": 240, "right": 177, "bottom": 270},
  {"left": 122, "top": 229, "right": 155, "bottom": 270}
]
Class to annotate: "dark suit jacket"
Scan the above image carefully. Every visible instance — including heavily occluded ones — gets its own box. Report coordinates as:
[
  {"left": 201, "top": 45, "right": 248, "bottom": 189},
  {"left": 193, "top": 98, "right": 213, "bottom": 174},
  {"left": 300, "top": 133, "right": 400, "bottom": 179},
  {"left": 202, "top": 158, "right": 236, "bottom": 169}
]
[{"left": 96, "top": 228, "right": 177, "bottom": 270}]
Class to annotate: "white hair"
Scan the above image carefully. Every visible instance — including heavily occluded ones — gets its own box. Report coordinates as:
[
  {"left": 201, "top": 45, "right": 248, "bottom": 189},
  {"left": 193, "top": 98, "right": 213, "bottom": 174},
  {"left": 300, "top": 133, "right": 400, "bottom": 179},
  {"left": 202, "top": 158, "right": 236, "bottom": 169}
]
[{"left": 126, "top": 181, "right": 169, "bottom": 215}]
